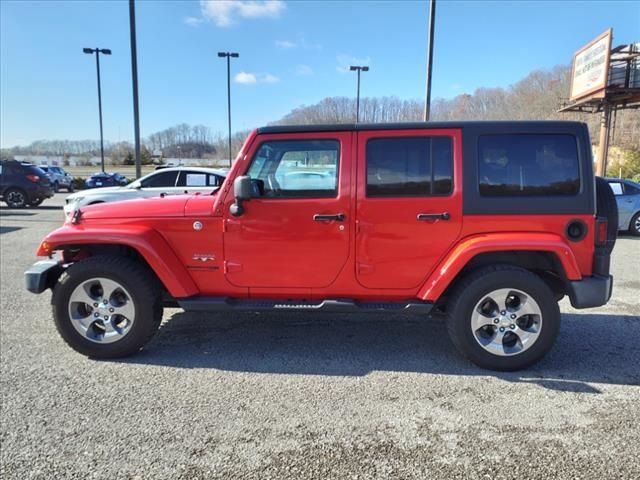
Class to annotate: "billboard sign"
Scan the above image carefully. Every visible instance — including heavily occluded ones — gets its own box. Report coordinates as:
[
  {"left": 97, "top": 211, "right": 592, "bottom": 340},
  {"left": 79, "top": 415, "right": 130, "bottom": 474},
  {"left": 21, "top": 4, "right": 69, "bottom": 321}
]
[{"left": 570, "top": 29, "right": 612, "bottom": 102}]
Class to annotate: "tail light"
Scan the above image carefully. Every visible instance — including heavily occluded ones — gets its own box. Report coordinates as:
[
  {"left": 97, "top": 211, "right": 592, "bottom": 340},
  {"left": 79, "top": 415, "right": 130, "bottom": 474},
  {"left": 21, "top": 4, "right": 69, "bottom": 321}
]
[
  {"left": 595, "top": 217, "right": 608, "bottom": 246},
  {"left": 26, "top": 174, "right": 40, "bottom": 183}
]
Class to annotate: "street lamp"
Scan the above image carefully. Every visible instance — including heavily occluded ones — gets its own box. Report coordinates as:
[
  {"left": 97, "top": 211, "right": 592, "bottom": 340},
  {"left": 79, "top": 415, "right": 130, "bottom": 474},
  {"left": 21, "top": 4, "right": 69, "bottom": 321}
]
[
  {"left": 349, "top": 65, "right": 369, "bottom": 123},
  {"left": 83, "top": 47, "right": 112, "bottom": 173},
  {"left": 218, "top": 51, "right": 239, "bottom": 167}
]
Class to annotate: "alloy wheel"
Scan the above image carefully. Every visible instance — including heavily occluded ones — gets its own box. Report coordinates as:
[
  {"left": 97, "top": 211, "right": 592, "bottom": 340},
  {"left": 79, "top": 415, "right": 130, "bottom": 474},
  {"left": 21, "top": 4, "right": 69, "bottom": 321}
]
[
  {"left": 470, "top": 288, "right": 542, "bottom": 356},
  {"left": 68, "top": 277, "right": 136, "bottom": 344}
]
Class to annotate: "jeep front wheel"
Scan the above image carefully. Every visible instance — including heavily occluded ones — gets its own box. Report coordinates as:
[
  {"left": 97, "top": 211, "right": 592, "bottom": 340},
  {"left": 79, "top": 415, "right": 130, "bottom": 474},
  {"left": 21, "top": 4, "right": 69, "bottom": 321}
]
[
  {"left": 446, "top": 265, "right": 560, "bottom": 371},
  {"left": 52, "top": 255, "right": 162, "bottom": 358}
]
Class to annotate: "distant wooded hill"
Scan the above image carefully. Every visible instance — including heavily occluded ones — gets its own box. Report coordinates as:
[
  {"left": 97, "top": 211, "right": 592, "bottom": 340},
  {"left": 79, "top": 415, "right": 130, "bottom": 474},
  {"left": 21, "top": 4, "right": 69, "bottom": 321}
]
[{"left": 272, "top": 65, "right": 639, "bottom": 150}]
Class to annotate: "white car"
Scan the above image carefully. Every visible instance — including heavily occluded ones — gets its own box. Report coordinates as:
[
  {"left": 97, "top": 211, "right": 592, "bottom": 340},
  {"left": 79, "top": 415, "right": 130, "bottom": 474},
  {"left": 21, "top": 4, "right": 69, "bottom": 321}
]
[{"left": 64, "top": 167, "right": 225, "bottom": 216}]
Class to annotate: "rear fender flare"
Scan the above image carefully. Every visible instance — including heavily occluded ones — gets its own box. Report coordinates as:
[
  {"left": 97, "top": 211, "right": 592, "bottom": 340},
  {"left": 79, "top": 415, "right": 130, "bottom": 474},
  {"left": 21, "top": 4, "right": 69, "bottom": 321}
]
[{"left": 418, "top": 232, "right": 582, "bottom": 302}]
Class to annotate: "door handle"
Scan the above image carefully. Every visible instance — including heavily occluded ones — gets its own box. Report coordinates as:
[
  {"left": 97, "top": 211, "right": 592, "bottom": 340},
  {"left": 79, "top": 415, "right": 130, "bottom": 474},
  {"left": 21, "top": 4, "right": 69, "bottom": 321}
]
[
  {"left": 313, "top": 213, "right": 345, "bottom": 222},
  {"left": 417, "top": 212, "right": 450, "bottom": 221}
]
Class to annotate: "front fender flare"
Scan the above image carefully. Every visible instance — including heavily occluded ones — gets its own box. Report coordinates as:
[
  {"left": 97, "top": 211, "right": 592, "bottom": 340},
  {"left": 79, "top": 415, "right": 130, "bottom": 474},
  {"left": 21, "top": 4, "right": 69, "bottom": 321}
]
[
  {"left": 418, "top": 232, "right": 582, "bottom": 302},
  {"left": 38, "top": 225, "right": 199, "bottom": 298}
]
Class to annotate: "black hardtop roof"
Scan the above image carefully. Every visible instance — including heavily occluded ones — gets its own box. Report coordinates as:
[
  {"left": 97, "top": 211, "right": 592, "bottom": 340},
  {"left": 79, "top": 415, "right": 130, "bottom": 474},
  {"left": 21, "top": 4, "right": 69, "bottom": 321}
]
[{"left": 257, "top": 120, "right": 587, "bottom": 135}]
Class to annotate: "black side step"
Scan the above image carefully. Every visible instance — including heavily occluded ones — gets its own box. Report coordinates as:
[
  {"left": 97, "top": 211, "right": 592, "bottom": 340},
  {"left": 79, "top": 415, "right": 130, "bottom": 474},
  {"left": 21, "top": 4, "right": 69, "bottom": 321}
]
[{"left": 177, "top": 297, "right": 433, "bottom": 314}]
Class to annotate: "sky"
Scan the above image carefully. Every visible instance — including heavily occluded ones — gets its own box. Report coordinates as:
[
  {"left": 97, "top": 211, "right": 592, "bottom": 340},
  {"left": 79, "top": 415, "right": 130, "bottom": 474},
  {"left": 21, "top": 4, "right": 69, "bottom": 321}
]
[{"left": 1, "top": 0, "right": 638, "bottom": 147}]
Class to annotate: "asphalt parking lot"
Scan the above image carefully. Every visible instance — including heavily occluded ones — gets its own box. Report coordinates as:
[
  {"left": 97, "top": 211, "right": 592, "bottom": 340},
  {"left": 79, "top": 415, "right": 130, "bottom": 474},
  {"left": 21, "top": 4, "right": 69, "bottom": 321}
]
[{"left": 1, "top": 193, "right": 639, "bottom": 479}]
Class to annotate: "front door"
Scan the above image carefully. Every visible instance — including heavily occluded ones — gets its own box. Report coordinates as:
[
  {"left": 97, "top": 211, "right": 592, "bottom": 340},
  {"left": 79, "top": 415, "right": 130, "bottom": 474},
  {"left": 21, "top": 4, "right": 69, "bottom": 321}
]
[
  {"left": 356, "top": 129, "right": 463, "bottom": 289},
  {"left": 223, "top": 132, "right": 352, "bottom": 288}
]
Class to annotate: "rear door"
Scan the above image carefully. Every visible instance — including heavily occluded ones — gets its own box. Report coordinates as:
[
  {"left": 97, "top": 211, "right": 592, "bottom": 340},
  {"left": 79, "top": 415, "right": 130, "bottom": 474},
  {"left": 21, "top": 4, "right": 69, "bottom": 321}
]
[{"left": 355, "top": 129, "right": 463, "bottom": 289}]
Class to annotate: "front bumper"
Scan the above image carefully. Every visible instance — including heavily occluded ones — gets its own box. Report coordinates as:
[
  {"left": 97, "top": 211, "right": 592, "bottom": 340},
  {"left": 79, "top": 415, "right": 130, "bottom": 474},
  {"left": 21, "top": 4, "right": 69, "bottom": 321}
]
[
  {"left": 567, "top": 275, "right": 613, "bottom": 309},
  {"left": 25, "top": 260, "right": 63, "bottom": 294}
]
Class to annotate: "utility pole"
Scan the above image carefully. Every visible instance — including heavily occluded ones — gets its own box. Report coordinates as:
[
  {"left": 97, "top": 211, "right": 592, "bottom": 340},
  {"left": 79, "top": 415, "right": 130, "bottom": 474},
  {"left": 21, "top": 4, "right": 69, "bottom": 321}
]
[
  {"left": 349, "top": 65, "right": 369, "bottom": 123},
  {"left": 218, "top": 52, "right": 239, "bottom": 167},
  {"left": 423, "top": 0, "right": 436, "bottom": 121},
  {"left": 595, "top": 101, "right": 612, "bottom": 177},
  {"left": 129, "top": 0, "right": 142, "bottom": 179},
  {"left": 83, "top": 47, "right": 111, "bottom": 173}
]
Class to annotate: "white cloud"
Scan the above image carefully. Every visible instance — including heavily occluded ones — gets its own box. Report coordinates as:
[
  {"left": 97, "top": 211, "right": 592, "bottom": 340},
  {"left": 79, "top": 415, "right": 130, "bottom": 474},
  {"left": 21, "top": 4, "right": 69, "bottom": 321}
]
[
  {"left": 275, "top": 38, "right": 322, "bottom": 50},
  {"left": 295, "top": 64, "right": 313, "bottom": 76},
  {"left": 200, "top": 0, "right": 285, "bottom": 27},
  {"left": 336, "top": 54, "right": 371, "bottom": 73},
  {"left": 234, "top": 72, "right": 279, "bottom": 85},
  {"left": 275, "top": 40, "right": 296, "bottom": 49},
  {"left": 184, "top": 16, "right": 204, "bottom": 27},
  {"left": 263, "top": 73, "right": 280, "bottom": 83},
  {"left": 235, "top": 72, "right": 258, "bottom": 84}
]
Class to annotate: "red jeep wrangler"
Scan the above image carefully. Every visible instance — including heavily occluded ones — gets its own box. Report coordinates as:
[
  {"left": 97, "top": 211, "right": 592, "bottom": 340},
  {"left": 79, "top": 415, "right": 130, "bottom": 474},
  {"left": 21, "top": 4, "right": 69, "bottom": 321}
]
[{"left": 25, "top": 122, "right": 617, "bottom": 370}]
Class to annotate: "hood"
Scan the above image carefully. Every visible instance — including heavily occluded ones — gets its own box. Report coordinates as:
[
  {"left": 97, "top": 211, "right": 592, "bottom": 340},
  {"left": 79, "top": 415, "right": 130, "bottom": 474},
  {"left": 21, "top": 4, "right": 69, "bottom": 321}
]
[
  {"left": 67, "top": 186, "right": 126, "bottom": 200},
  {"left": 78, "top": 194, "right": 190, "bottom": 220}
]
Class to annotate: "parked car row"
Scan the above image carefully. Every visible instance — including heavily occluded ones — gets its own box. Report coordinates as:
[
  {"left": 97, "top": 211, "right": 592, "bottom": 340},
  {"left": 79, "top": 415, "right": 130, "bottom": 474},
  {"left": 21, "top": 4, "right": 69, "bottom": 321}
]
[
  {"left": 4, "top": 159, "right": 639, "bottom": 239},
  {"left": 63, "top": 167, "right": 226, "bottom": 215}
]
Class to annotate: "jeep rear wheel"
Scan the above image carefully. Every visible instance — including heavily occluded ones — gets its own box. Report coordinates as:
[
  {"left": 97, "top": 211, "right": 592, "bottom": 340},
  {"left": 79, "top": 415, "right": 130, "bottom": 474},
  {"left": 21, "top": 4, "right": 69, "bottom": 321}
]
[
  {"left": 446, "top": 265, "right": 560, "bottom": 371},
  {"left": 52, "top": 255, "right": 162, "bottom": 358}
]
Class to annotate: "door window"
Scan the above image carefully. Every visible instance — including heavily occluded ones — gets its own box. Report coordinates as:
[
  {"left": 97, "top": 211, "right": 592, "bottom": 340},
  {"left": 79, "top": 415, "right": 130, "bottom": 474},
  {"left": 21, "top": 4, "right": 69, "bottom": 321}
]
[
  {"left": 140, "top": 171, "right": 179, "bottom": 188},
  {"left": 247, "top": 140, "right": 339, "bottom": 198},
  {"left": 366, "top": 137, "right": 453, "bottom": 197}
]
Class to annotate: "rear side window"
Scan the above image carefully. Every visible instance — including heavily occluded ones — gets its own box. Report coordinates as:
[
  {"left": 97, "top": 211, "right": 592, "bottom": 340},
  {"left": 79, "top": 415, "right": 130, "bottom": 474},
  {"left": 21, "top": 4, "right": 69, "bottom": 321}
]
[
  {"left": 366, "top": 136, "right": 453, "bottom": 197},
  {"left": 176, "top": 172, "right": 222, "bottom": 187},
  {"left": 478, "top": 135, "right": 580, "bottom": 196},
  {"left": 608, "top": 182, "right": 623, "bottom": 195}
]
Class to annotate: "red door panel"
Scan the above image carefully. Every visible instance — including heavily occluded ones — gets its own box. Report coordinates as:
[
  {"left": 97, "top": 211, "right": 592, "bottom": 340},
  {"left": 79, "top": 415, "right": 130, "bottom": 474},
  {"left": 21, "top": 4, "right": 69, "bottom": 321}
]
[
  {"left": 223, "top": 132, "right": 352, "bottom": 289},
  {"left": 355, "top": 129, "right": 463, "bottom": 289}
]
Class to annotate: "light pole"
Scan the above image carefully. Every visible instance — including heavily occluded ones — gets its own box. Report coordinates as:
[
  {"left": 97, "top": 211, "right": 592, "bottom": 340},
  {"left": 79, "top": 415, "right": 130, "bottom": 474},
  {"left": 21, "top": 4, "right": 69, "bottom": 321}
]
[
  {"left": 129, "top": 0, "right": 142, "bottom": 179},
  {"left": 177, "top": 145, "right": 182, "bottom": 166},
  {"left": 218, "top": 51, "right": 239, "bottom": 167},
  {"left": 423, "top": 0, "right": 436, "bottom": 121},
  {"left": 349, "top": 65, "right": 369, "bottom": 123},
  {"left": 83, "top": 47, "right": 111, "bottom": 173}
]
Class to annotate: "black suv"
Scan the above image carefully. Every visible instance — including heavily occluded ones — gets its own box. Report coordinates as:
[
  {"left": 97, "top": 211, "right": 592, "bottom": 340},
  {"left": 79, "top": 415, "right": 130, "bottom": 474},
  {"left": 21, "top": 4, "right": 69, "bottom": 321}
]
[{"left": 0, "top": 160, "right": 54, "bottom": 208}]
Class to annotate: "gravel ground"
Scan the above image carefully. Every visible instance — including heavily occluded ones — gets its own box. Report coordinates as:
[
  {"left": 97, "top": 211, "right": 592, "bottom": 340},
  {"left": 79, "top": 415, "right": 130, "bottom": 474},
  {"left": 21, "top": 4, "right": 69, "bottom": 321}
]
[{"left": 1, "top": 194, "right": 639, "bottom": 479}]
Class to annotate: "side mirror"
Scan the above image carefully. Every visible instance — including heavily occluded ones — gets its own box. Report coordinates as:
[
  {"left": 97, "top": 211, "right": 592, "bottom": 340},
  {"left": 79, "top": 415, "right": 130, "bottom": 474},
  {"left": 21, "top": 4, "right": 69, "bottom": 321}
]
[
  {"left": 230, "top": 175, "right": 252, "bottom": 216},
  {"left": 234, "top": 175, "right": 252, "bottom": 200}
]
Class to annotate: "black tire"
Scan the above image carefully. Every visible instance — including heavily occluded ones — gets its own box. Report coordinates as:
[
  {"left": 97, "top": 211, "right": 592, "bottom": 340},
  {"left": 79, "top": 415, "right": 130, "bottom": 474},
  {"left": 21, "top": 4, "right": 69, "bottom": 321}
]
[
  {"left": 4, "top": 188, "right": 28, "bottom": 208},
  {"left": 630, "top": 212, "right": 640, "bottom": 237},
  {"left": 53, "top": 181, "right": 59, "bottom": 193},
  {"left": 595, "top": 177, "right": 618, "bottom": 252},
  {"left": 446, "top": 265, "right": 560, "bottom": 371},
  {"left": 52, "top": 255, "right": 163, "bottom": 358},
  {"left": 67, "top": 182, "right": 75, "bottom": 193},
  {"left": 29, "top": 198, "right": 44, "bottom": 207}
]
